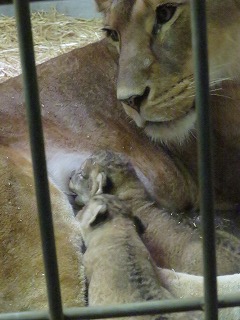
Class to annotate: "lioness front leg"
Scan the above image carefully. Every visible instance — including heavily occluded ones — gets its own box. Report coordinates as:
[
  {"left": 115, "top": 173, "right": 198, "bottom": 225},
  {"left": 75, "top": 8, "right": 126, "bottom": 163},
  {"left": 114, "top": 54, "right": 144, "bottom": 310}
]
[{"left": 69, "top": 151, "right": 240, "bottom": 276}]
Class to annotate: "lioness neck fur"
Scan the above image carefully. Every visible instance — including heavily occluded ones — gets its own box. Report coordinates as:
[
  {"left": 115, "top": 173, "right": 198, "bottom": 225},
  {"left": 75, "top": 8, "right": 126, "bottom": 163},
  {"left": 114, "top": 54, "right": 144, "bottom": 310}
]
[{"left": 0, "top": 0, "right": 240, "bottom": 314}]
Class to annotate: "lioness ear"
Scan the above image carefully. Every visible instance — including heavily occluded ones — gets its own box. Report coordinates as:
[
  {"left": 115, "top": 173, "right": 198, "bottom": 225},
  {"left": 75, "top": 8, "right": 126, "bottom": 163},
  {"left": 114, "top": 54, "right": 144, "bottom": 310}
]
[{"left": 95, "top": 0, "right": 112, "bottom": 14}]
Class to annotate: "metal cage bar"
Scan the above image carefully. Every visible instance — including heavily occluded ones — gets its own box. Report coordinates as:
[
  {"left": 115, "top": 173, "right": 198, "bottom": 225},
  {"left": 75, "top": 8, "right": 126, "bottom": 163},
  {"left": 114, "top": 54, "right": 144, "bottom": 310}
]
[
  {"left": 0, "top": 0, "right": 239, "bottom": 319},
  {"left": 13, "top": 1, "right": 64, "bottom": 320},
  {"left": 190, "top": 0, "right": 218, "bottom": 319}
]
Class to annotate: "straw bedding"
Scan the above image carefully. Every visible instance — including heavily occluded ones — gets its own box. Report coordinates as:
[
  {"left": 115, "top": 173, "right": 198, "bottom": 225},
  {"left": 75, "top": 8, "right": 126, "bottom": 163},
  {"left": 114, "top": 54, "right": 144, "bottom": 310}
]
[{"left": 0, "top": 8, "right": 102, "bottom": 83}]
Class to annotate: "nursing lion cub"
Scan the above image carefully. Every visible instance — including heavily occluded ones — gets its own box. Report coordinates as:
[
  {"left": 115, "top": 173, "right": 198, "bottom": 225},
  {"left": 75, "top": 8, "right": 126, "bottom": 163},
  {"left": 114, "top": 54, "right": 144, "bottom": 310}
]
[{"left": 0, "top": 0, "right": 240, "bottom": 317}]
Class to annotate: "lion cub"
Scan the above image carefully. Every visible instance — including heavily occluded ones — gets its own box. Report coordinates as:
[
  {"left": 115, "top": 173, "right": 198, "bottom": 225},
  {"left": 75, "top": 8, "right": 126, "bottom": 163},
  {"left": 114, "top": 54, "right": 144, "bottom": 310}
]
[
  {"left": 69, "top": 150, "right": 240, "bottom": 276},
  {"left": 74, "top": 193, "right": 198, "bottom": 320}
]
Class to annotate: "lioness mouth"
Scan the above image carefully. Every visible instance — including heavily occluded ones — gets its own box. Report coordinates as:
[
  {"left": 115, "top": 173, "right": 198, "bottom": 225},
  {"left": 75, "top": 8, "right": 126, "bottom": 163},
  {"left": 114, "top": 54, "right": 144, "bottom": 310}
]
[
  {"left": 144, "top": 105, "right": 196, "bottom": 143},
  {"left": 145, "top": 105, "right": 195, "bottom": 127}
]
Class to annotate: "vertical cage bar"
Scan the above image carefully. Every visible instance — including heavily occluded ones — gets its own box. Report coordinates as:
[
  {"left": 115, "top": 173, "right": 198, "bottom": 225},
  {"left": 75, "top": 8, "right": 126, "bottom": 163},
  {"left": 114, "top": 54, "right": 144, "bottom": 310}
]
[
  {"left": 13, "top": 1, "right": 64, "bottom": 320},
  {"left": 190, "top": 1, "right": 218, "bottom": 319}
]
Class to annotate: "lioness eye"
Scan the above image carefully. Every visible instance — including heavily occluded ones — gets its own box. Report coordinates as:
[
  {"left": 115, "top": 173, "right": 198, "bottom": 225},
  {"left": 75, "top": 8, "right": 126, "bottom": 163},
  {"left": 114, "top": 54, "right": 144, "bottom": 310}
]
[
  {"left": 102, "top": 28, "right": 119, "bottom": 42},
  {"left": 156, "top": 4, "right": 177, "bottom": 25}
]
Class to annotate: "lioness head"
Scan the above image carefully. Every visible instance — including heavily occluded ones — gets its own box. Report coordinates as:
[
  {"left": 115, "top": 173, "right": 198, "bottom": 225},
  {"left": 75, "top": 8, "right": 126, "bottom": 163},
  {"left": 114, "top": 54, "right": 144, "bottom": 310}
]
[{"left": 96, "top": 0, "right": 240, "bottom": 143}]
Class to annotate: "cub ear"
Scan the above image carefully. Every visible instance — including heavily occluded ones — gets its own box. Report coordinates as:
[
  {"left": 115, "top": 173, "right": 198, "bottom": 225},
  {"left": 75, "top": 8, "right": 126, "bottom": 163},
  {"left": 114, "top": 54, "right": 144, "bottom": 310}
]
[
  {"left": 88, "top": 201, "right": 109, "bottom": 228},
  {"left": 95, "top": 0, "right": 112, "bottom": 13}
]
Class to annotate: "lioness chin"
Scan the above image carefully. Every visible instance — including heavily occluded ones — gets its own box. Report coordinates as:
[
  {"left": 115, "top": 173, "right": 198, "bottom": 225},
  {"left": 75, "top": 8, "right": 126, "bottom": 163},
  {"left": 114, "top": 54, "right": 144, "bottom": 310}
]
[{"left": 0, "top": 0, "right": 240, "bottom": 317}]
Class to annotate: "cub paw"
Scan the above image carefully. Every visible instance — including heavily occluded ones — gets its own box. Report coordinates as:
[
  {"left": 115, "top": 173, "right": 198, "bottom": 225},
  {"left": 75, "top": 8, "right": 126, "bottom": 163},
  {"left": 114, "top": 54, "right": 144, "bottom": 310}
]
[{"left": 69, "top": 159, "right": 107, "bottom": 206}]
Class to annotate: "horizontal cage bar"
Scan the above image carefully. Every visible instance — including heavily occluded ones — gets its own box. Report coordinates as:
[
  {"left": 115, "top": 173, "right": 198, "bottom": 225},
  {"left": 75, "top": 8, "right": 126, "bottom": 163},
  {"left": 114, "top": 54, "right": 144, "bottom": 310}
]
[{"left": 1, "top": 293, "right": 240, "bottom": 320}]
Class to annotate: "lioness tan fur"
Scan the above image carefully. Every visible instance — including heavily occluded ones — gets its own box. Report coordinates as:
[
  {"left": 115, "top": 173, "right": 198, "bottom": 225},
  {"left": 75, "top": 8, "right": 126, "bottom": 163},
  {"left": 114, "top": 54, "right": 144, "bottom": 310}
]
[{"left": 0, "top": 0, "right": 240, "bottom": 316}]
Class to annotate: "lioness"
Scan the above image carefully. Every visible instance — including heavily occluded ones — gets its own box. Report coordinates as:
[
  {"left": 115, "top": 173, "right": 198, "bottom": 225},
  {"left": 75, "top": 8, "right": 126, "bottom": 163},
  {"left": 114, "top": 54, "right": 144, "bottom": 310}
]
[{"left": 0, "top": 0, "right": 240, "bottom": 316}]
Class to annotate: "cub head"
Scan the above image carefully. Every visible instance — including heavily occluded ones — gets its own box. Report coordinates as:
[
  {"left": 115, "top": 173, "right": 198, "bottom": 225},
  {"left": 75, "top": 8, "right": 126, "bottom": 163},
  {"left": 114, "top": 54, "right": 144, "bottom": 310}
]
[
  {"left": 77, "top": 194, "right": 145, "bottom": 246},
  {"left": 77, "top": 194, "right": 128, "bottom": 245},
  {"left": 96, "top": 0, "right": 240, "bottom": 144}
]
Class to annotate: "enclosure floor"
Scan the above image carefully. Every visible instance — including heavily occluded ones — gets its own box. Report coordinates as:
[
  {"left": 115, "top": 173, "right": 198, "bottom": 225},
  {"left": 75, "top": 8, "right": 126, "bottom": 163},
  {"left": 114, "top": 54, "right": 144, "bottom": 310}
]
[{"left": 0, "top": 8, "right": 102, "bottom": 83}]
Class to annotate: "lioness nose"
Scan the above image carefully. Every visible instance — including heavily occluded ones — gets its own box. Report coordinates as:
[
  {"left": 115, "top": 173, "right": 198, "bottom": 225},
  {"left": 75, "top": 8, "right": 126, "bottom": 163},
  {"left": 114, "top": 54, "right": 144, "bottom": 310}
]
[{"left": 120, "top": 87, "right": 150, "bottom": 113}]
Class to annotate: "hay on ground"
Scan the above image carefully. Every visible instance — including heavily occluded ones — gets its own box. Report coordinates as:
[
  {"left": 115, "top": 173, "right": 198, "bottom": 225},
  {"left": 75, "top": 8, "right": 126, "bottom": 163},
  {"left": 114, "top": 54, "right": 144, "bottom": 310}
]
[{"left": 0, "top": 8, "right": 103, "bottom": 83}]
